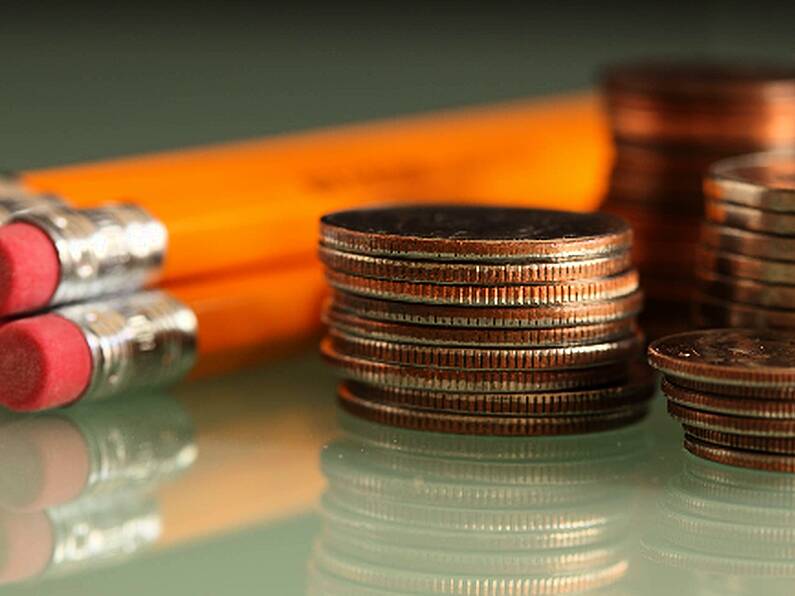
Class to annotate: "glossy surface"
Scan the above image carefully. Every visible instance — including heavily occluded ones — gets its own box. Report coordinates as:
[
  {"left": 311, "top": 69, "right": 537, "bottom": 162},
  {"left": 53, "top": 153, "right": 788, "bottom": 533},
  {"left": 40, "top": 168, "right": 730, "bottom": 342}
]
[{"left": 0, "top": 352, "right": 793, "bottom": 595}]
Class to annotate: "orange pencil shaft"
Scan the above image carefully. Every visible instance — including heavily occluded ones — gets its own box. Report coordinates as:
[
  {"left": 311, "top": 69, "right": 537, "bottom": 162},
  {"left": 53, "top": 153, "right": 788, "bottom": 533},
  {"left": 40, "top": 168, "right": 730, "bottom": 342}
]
[
  {"left": 163, "top": 263, "right": 327, "bottom": 376},
  {"left": 19, "top": 93, "right": 610, "bottom": 282}
]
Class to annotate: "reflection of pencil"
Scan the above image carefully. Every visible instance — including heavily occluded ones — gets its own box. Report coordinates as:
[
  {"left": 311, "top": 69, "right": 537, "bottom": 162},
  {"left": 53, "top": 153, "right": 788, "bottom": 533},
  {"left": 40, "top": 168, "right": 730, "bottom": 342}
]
[
  {"left": 0, "top": 263, "right": 325, "bottom": 412},
  {"left": 0, "top": 364, "right": 336, "bottom": 583},
  {"left": 0, "top": 94, "right": 610, "bottom": 316}
]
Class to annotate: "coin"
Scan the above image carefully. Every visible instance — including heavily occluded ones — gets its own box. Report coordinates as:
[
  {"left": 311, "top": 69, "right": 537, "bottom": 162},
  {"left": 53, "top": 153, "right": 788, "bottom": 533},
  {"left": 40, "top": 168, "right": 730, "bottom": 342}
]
[
  {"left": 697, "top": 269, "right": 795, "bottom": 309},
  {"left": 696, "top": 248, "right": 795, "bottom": 285},
  {"left": 328, "top": 329, "right": 643, "bottom": 371},
  {"left": 338, "top": 386, "right": 648, "bottom": 436},
  {"left": 323, "top": 340, "right": 631, "bottom": 392},
  {"left": 325, "top": 268, "right": 639, "bottom": 307},
  {"left": 324, "top": 305, "right": 639, "bottom": 347},
  {"left": 319, "top": 245, "right": 633, "bottom": 284},
  {"left": 662, "top": 378, "right": 795, "bottom": 418},
  {"left": 701, "top": 223, "right": 795, "bottom": 263},
  {"left": 693, "top": 293, "right": 795, "bottom": 332},
  {"left": 602, "top": 61, "right": 795, "bottom": 148},
  {"left": 320, "top": 206, "right": 632, "bottom": 261},
  {"left": 331, "top": 289, "right": 643, "bottom": 328},
  {"left": 684, "top": 435, "right": 795, "bottom": 473},
  {"left": 669, "top": 402, "right": 795, "bottom": 437},
  {"left": 648, "top": 329, "right": 795, "bottom": 387},
  {"left": 684, "top": 426, "right": 795, "bottom": 455},
  {"left": 341, "top": 372, "right": 653, "bottom": 416},
  {"left": 706, "top": 151, "right": 795, "bottom": 213},
  {"left": 706, "top": 199, "right": 795, "bottom": 235}
]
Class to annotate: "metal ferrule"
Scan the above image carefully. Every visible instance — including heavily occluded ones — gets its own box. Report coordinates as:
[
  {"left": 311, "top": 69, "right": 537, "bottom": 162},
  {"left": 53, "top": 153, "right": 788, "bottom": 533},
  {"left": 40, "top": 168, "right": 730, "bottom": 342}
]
[
  {"left": 15, "top": 204, "right": 168, "bottom": 306},
  {"left": 57, "top": 291, "right": 199, "bottom": 403},
  {"left": 0, "top": 194, "right": 64, "bottom": 225},
  {"left": 68, "top": 394, "right": 198, "bottom": 498},
  {"left": 47, "top": 492, "right": 161, "bottom": 577}
]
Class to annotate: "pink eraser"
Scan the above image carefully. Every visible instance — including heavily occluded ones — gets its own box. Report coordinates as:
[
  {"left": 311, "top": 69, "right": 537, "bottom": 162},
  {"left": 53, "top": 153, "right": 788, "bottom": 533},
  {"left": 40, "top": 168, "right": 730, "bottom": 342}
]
[
  {"left": 0, "top": 223, "right": 60, "bottom": 317},
  {"left": 0, "top": 314, "right": 93, "bottom": 412},
  {"left": 0, "top": 417, "right": 91, "bottom": 511},
  {"left": 0, "top": 511, "right": 54, "bottom": 584}
]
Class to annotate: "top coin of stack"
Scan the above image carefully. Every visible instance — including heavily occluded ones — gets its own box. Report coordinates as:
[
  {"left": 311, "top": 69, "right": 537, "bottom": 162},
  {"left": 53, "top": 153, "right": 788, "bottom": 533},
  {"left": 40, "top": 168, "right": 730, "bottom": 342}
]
[
  {"left": 600, "top": 61, "right": 795, "bottom": 338},
  {"left": 696, "top": 151, "right": 795, "bottom": 329},
  {"left": 319, "top": 205, "right": 653, "bottom": 436},
  {"left": 649, "top": 328, "right": 795, "bottom": 473}
]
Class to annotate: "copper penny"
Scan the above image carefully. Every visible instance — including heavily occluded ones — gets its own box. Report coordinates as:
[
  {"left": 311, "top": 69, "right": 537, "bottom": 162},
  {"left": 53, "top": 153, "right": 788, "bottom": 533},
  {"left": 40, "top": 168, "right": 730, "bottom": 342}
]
[
  {"left": 602, "top": 61, "right": 795, "bottom": 148},
  {"left": 693, "top": 293, "right": 795, "bottom": 332},
  {"left": 706, "top": 199, "right": 795, "bottom": 235},
  {"left": 648, "top": 329, "right": 795, "bottom": 387},
  {"left": 602, "top": 61, "right": 795, "bottom": 102},
  {"left": 320, "top": 205, "right": 632, "bottom": 262},
  {"left": 706, "top": 151, "right": 795, "bottom": 213},
  {"left": 662, "top": 378, "right": 795, "bottom": 418},
  {"left": 322, "top": 339, "right": 631, "bottom": 392},
  {"left": 684, "top": 435, "right": 795, "bottom": 473},
  {"left": 697, "top": 269, "right": 795, "bottom": 309},
  {"left": 331, "top": 289, "right": 643, "bottom": 329},
  {"left": 684, "top": 426, "right": 795, "bottom": 455},
  {"left": 319, "top": 245, "right": 632, "bottom": 284},
  {"left": 669, "top": 402, "right": 795, "bottom": 438},
  {"left": 325, "top": 268, "right": 639, "bottom": 307},
  {"left": 701, "top": 223, "right": 795, "bottom": 263},
  {"left": 327, "top": 328, "right": 643, "bottom": 371},
  {"left": 696, "top": 248, "right": 795, "bottom": 285},
  {"left": 338, "top": 385, "right": 648, "bottom": 436},
  {"left": 341, "top": 370, "right": 652, "bottom": 416},
  {"left": 324, "top": 305, "right": 639, "bottom": 347}
]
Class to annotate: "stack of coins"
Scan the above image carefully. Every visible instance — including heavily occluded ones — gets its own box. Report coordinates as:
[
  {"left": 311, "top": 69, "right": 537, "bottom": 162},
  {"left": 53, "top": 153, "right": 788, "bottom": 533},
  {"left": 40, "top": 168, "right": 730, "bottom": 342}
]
[
  {"left": 600, "top": 61, "right": 795, "bottom": 337},
  {"left": 696, "top": 151, "right": 795, "bottom": 328},
  {"left": 319, "top": 205, "right": 653, "bottom": 435},
  {"left": 648, "top": 329, "right": 795, "bottom": 472},
  {"left": 310, "top": 412, "right": 649, "bottom": 595}
]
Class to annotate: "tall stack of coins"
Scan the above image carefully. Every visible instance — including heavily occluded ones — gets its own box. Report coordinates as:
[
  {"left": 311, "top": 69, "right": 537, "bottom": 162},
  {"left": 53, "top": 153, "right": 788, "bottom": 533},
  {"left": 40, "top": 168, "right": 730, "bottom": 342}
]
[
  {"left": 649, "top": 329, "right": 795, "bottom": 472},
  {"left": 310, "top": 412, "right": 649, "bottom": 595},
  {"left": 600, "top": 61, "right": 795, "bottom": 337},
  {"left": 696, "top": 151, "right": 795, "bottom": 328},
  {"left": 319, "top": 205, "right": 653, "bottom": 435}
]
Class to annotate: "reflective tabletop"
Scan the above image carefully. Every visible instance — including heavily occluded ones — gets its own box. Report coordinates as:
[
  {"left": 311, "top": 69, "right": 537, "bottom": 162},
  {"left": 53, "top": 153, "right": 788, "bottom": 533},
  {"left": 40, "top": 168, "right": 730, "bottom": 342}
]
[{"left": 0, "top": 350, "right": 791, "bottom": 596}]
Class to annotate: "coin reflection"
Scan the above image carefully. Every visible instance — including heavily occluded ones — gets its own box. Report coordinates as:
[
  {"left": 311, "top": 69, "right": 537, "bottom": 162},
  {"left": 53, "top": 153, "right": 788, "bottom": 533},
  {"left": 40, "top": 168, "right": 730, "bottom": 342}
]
[
  {"left": 643, "top": 453, "right": 795, "bottom": 595},
  {"left": 0, "top": 394, "right": 197, "bottom": 584},
  {"left": 310, "top": 410, "right": 650, "bottom": 595}
]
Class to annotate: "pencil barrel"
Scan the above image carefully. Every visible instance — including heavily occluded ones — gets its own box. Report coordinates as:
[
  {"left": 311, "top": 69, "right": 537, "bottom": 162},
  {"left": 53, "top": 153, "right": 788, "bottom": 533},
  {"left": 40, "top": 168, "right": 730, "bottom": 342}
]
[
  {"left": 16, "top": 204, "right": 168, "bottom": 305},
  {"left": 58, "top": 291, "right": 198, "bottom": 402}
]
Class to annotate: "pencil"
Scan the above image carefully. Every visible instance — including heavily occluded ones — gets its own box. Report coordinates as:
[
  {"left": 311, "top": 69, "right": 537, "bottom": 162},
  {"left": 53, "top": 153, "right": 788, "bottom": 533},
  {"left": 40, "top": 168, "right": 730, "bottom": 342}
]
[
  {"left": 0, "top": 262, "right": 326, "bottom": 412},
  {"left": 0, "top": 93, "right": 610, "bottom": 317}
]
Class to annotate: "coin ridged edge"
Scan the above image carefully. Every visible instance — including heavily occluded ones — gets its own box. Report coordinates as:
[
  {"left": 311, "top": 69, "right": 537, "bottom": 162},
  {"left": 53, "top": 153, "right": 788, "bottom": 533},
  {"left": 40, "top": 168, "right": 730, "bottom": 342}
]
[
  {"left": 328, "top": 329, "right": 643, "bottom": 371},
  {"left": 331, "top": 289, "right": 644, "bottom": 328},
  {"left": 325, "top": 268, "right": 639, "bottom": 307}
]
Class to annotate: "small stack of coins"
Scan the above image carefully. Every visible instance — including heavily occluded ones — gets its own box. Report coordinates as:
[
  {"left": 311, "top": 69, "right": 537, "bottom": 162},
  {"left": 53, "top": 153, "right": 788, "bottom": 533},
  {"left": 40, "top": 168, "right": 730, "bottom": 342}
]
[
  {"left": 696, "top": 151, "right": 795, "bottom": 328},
  {"left": 649, "top": 329, "right": 795, "bottom": 472},
  {"left": 310, "top": 412, "right": 649, "bottom": 595},
  {"left": 319, "top": 205, "right": 653, "bottom": 435},
  {"left": 600, "top": 61, "right": 795, "bottom": 337}
]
